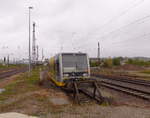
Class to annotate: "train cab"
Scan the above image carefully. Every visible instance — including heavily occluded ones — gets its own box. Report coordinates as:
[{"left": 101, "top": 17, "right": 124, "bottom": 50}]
[{"left": 48, "top": 53, "right": 90, "bottom": 86}]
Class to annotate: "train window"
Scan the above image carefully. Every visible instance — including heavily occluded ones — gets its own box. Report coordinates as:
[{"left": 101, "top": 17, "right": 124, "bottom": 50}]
[
  {"left": 76, "top": 54, "right": 88, "bottom": 70},
  {"left": 62, "top": 54, "right": 88, "bottom": 72},
  {"left": 62, "top": 55, "right": 75, "bottom": 67}
]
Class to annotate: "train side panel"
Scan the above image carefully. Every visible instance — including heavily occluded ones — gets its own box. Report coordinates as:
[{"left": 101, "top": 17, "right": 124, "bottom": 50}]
[{"left": 48, "top": 55, "right": 65, "bottom": 86}]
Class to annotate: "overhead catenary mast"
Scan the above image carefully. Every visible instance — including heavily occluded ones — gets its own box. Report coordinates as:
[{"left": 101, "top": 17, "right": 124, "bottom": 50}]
[{"left": 32, "top": 22, "right": 36, "bottom": 64}]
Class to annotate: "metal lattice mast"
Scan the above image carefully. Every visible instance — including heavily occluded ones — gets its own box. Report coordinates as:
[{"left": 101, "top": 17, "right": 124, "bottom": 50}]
[{"left": 32, "top": 22, "right": 36, "bottom": 64}]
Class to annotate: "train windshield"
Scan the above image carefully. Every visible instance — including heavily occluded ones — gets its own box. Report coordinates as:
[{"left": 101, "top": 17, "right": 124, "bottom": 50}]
[{"left": 62, "top": 54, "right": 88, "bottom": 72}]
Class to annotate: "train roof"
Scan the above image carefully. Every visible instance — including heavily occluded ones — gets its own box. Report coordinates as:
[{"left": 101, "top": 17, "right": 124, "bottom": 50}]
[
  {"left": 58, "top": 52, "right": 87, "bottom": 55},
  {"left": 52, "top": 52, "right": 88, "bottom": 59}
]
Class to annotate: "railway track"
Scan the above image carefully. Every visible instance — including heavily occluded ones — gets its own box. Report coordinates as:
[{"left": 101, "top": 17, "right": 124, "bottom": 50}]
[
  {"left": 93, "top": 74, "right": 150, "bottom": 86},
  {"left": 92, "top": 74, "right": 150, "bottom": 101},
  {"left": 47, "top": 74, "right": 150, "bottom": 104},
  {"left": 100, "top": 81, "right": 150, "bottom": 100},
  {"left": 61, "top": 79, "right": 104, "bottom": 104},
  {"left": 0, "top": 67, "right": 28, "bottom": 79},
  {"left": 43, "top": 75, "right": 104, "bottom": 104},
  {"left": 57, "top": 77, "right": 150, "bottom": 103}
]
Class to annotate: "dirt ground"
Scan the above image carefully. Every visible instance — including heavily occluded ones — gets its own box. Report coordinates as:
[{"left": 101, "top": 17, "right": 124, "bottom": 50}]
[
  {"left": 0, "top": 69, "right": 150, "bottom": 118},
  {"left": 92, "top": 64, "right": 150, "bottom": 81},
  {"left": 1, "top": 83, "right": 150, "bottom": 118},
  {"left": 0, "top": 75, "right": 20, "bottom": 88},
  {"left": 114, "top": 64, "right": 145, "bottom": 71}
]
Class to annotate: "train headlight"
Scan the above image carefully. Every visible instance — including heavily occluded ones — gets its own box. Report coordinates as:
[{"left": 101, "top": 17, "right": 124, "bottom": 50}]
[{"left": 64, "top": 74, "right": 69, "bottom": 77}]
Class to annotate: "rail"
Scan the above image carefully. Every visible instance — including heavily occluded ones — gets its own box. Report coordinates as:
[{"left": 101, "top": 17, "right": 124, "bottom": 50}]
[
  {"left": 62, "top": 79, "right": 104, "bottom": 104},
  {"left": 93, "top": 74, "right": 150, "bottom": 86},
  {"left": 0, "top": 67, "right": 28, "bottom": 79}
]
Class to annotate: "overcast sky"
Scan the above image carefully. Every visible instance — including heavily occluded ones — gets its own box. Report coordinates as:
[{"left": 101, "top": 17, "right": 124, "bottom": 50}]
[{"left": 0, "top": 0, "right": 150, "bottom": 60}]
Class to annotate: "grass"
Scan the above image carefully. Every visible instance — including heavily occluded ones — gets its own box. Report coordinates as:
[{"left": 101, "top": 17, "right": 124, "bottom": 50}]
[
  {"left": 0, "top": 66, "right": 62, "bottom": 115},
  {"left": 0, "top": 67, "right": 41, "bottom": 102},
  {"left": 0, "top": 66, "right": 112, "bottom": 117},
  {"left": 0, "top": 64, "right": 27, "bottom": 69},
  {"left": 0, "top": 67, "right": 46, "bottom": 114}
]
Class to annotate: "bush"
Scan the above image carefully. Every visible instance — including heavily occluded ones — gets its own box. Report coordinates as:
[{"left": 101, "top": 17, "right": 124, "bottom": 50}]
[
  {"left": 112, "top": 57, "right": 121, "bottom": 66},
  {"left": 126, "top": 59, "right": 150, "bottom": 66},
  {"left": 103, "top": 58, "right": 113, "bottom": 67},
  {"left": 90, "top": 61, "right": 99, "bottom": 67}
]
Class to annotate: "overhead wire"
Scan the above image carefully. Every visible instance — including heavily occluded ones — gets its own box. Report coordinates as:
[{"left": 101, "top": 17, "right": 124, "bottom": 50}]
[
  {"left": 99, "top": 14, "right": 150, "bottom": 40},
  {"left": 110, "top": 33, "right": 150, "bottom": 46},
  {"left": 78, "top": 15, "right": 150, "bottom": 51},
  {"left": 76, "top": 0, "right": 146, "bottom": 51},
  {"left": 79, "top": 0, "right": 146, "bottom": 56},
  {"left": 59, "top": 0, "right": 146, "bottom": 54},
  {"left": 96, "top": 0, "right": 145, "bottom": 33},
  {"left": 88, "top": 0, "right": 145, "bottom": 44}
]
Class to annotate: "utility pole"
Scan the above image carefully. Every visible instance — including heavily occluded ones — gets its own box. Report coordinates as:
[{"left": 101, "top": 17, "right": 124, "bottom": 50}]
[
  {"left": 97, "top": 42, "right": 100, "bottom": 66},
  {"left": 32, "top": 22, "right": 36, "bottom": 64}
]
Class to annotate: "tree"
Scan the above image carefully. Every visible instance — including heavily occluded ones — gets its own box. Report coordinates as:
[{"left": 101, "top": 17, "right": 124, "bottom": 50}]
[
  {"left": 113, "top": 57, "right": 121, "bottom": 66},
  {"left": 90, "top": 61, "right": 99, "bottom": 67},
  {"left": 103, "top": 58, "right": 113, "bottom": 67}
]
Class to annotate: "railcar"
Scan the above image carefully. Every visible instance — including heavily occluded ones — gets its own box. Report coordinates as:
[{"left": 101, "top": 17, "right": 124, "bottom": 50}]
[{"left": 48, "top": 53, "right": 90, "bottom": 87}]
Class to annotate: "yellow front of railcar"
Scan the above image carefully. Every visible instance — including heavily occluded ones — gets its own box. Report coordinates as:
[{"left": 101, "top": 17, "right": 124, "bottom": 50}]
[{"left": 48, "top": 56, "right": 65, "bottom": 87}]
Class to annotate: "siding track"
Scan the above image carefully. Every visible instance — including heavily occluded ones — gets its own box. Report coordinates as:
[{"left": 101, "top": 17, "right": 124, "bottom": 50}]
[{"left": 93, "top": 74, "right": 150, "bottom": 101}]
